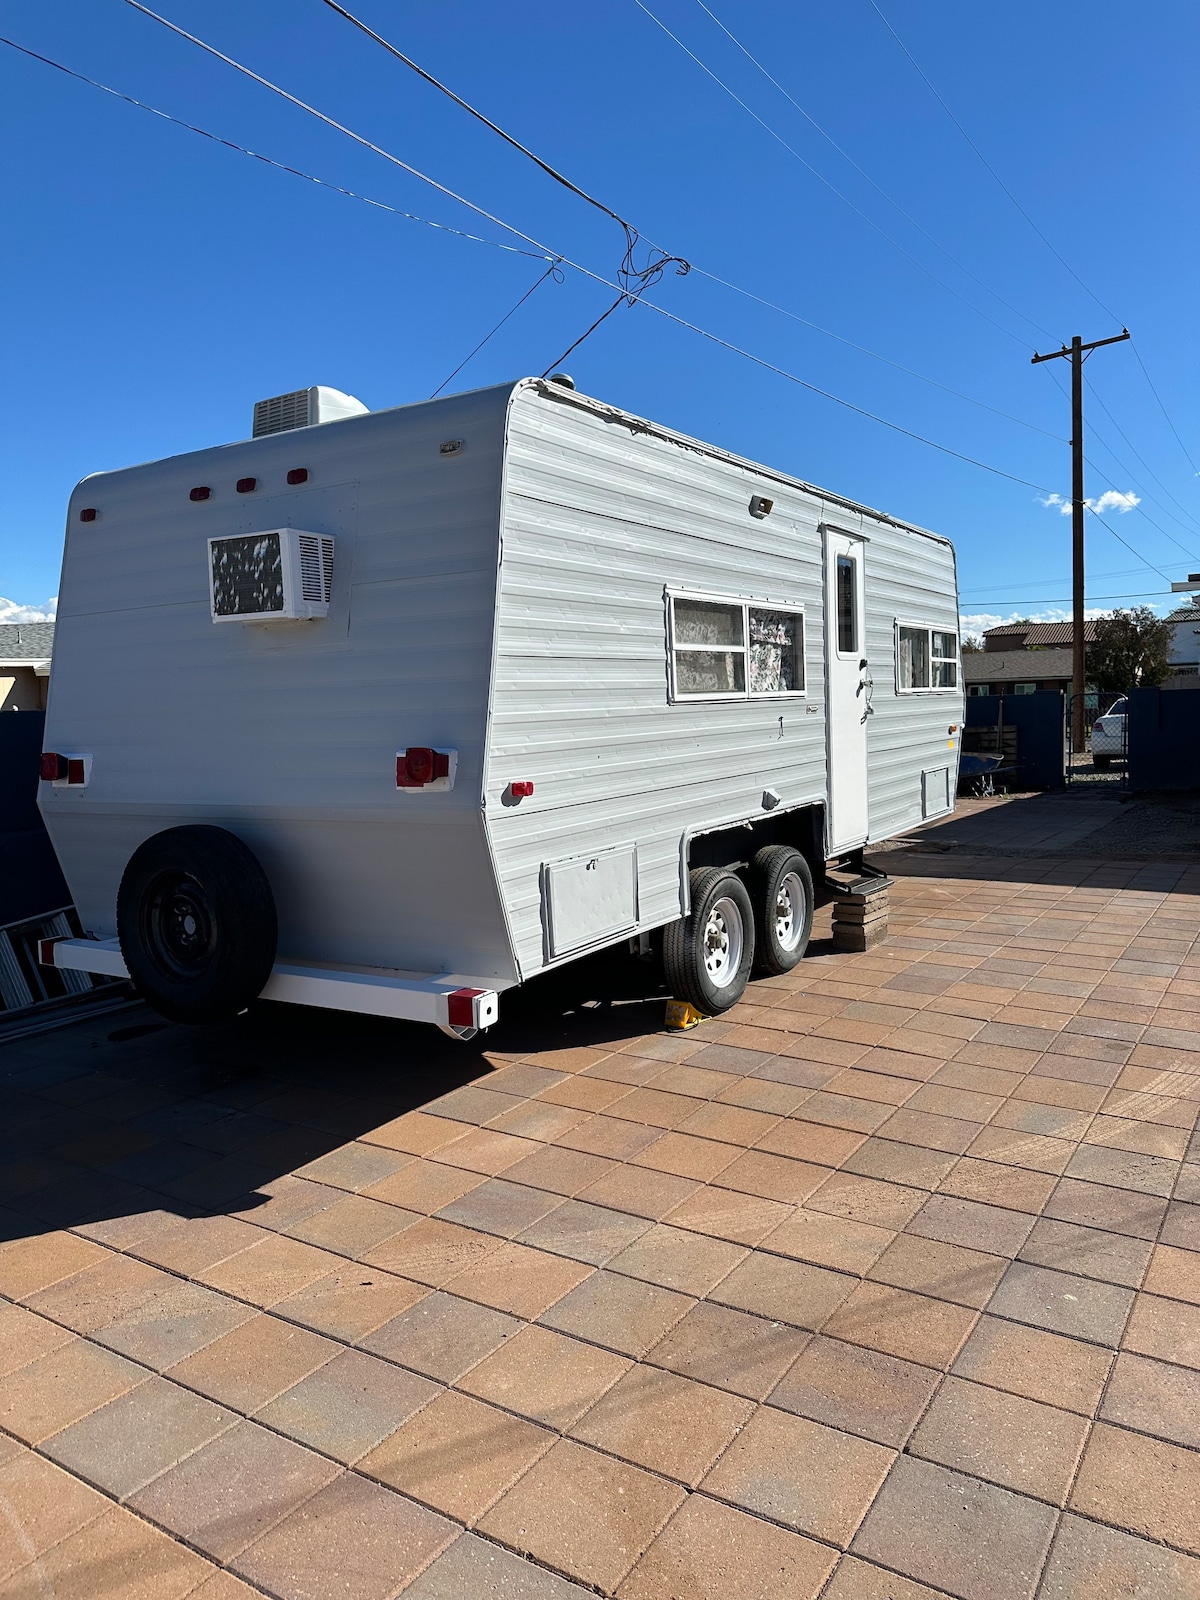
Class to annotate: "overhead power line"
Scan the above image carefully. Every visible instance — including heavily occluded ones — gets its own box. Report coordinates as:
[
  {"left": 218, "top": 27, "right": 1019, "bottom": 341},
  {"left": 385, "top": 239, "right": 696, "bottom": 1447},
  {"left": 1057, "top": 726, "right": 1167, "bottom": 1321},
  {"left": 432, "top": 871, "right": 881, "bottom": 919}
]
[
  {"left": 431, "top": 258, "right": 563, "bottom": 398},
  {"left": 316, "top": 0, "right": 626, "bottom": 231},
  {"left": 862, "top": 0, "right": 1200, "bottom": 537},
  {"left": 349, "top": 0, "right": 1189, "bottom": 528},
  {"left": 0, "top": 34, "right": 552, "bottom": 262},
  {"left": 312, "top": 0, "right": 1062, "bottom": 443},
  {"left": 1084, "top": 387, "right": 1200, "bottom": 540},
  {"left": 1131, "top": 339, "right": 1200, "bottom": 480},
  {"left": 1038, "top": 364, "right": 1200, "bottom": 564},
  {"left": 688, "top": 0, "right": 1053, "bottom": 343},
  {"left": 49, "top": 10, "right": 1076, "bottom": 495},
  {"left": 13, "top": 16, "right": 1042, "bottom": 448},
  {"left": 865, "top": 0, "right": 1122, "bottom": 328},
  {"left": 960, "top": 564, "right": 1152, "bottom": 598},
  {"left": 962, "top": 588, "right": 1168, "bottom": 606},
  {"left": 628, "top": 0, "right": 1031, "bottom": 350}
]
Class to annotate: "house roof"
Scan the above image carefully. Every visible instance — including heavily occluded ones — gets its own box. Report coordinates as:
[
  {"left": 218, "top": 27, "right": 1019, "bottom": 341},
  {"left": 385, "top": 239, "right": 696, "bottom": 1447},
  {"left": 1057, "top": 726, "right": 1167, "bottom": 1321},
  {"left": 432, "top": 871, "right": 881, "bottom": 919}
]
[
  {"left": 982, "top": 620, "right": 1099, "bottom": 647},
  {"left": 1167, "top": 606, "right": 1200, "bottom": 624},
  {"left": 0, "top": 620, "right": 54, "bottom": 666},
  {"left": 963, "top": 647, "right": 1074, "bottom": 682}
]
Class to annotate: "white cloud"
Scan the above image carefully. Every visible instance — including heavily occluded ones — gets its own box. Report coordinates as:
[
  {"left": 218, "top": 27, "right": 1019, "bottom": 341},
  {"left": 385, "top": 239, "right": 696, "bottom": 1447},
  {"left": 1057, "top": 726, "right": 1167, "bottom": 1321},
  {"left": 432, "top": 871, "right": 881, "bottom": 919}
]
[
  {"left": 1036, "top": 490, "right": 1140, "bottom": 516},
  {"left": 0, "top": 596, "right": 57, "bottom": 624},
  {"left": 960, "top": 608, "right": 1067, "bottom": 635},
  {"left": 958, "top": 606, "right": 1124, "bottom": 637},
  {"left": 1089, "top": 489, "right": 1140, "bottom": 515}
]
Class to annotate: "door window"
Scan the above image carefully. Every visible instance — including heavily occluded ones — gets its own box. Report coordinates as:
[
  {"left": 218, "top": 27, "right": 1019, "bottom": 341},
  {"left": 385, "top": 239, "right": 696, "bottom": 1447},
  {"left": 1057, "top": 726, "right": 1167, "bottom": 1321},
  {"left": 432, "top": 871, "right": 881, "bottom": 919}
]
[{"left": 836, "top": 556, "right": 857, "bottom": 654}]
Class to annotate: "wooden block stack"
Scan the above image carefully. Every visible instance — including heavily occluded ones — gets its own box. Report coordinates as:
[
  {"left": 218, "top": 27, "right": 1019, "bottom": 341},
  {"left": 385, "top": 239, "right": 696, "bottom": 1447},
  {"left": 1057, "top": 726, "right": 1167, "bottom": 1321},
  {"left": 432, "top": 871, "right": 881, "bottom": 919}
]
[{"left": 831, "top": 880, "right": 891, "bottom": 952}]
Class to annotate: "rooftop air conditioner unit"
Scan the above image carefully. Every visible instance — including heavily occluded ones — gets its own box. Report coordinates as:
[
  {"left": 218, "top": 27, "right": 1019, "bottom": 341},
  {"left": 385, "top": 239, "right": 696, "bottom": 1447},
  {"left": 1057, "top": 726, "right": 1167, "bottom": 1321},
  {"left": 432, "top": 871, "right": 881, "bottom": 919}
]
[
  {"left": 252, "top": 386, "right": 368, "bottom": 437},
  {"left": 209, "top": 529, "right": 334, "bottom": 623}
]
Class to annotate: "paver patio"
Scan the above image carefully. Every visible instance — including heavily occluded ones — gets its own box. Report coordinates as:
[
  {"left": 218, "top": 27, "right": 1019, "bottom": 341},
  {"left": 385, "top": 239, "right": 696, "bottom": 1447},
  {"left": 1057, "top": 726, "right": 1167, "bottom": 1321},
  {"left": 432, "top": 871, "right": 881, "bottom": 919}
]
[{"left": 1, "top": 815, "right": 1199, "bottom": 1598}]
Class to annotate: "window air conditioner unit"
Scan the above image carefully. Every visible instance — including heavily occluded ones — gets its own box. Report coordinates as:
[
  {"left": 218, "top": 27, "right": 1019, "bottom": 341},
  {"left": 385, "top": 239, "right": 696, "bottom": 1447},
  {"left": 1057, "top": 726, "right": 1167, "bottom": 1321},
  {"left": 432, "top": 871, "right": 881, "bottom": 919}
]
[{"left": 209, "top": 529, "right": 334, "bottom": 623}]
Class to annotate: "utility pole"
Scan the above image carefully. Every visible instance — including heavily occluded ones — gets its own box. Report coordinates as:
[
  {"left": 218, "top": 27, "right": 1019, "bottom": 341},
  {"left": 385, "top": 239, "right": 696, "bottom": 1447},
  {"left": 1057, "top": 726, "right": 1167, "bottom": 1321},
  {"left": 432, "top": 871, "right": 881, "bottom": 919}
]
[{"left": 1031, "top": 328, "right": 1130, "bottom": 750}]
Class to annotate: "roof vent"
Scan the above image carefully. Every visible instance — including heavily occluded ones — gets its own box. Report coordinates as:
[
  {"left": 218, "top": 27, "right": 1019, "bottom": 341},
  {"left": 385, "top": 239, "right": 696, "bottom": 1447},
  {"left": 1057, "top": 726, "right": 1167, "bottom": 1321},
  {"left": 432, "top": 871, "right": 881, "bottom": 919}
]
[
  {"left": 548, "top": 372, "right": 575, "bottom": 390},
  {"left": 252, "top": 386, "right": 368, "bottom": 438}
]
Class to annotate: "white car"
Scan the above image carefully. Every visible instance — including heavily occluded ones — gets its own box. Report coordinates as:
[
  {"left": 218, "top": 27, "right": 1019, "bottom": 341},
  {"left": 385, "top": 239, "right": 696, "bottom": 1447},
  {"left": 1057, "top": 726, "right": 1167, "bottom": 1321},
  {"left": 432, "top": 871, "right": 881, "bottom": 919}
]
[{"left": 1091, "top": 698, "right": 1127, "bottom": 767}]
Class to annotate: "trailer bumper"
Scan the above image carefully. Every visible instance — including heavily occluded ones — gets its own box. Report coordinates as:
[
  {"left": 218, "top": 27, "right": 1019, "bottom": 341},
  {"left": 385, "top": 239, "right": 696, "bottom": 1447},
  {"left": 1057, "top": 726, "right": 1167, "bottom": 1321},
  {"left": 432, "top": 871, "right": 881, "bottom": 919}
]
[{"left": 38, "top": 938, "right": 500, "bottom": 1031}]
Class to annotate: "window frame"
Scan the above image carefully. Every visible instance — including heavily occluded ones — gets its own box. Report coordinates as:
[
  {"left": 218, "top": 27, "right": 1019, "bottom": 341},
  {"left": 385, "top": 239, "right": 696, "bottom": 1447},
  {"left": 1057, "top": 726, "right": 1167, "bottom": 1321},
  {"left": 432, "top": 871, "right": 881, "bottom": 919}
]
[
  {"left": 895, "top": 620, "right": 960, "bottom": 695},
  {"left": 834, "top": 553, "right": 859, "bottom": 658},
  {"left": 667, "top": 589, "right": 807, "bottom": 704}
]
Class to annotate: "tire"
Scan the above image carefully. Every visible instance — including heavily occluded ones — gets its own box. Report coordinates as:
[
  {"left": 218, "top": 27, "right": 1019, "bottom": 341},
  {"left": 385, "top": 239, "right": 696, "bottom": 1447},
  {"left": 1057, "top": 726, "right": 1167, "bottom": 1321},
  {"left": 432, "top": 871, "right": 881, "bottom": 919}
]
[
  {"left": 662, "top": 867, "right": 755, "bottom": 1015},
  {"left": 117, "top": 825, "right": 277, "bottom": 1024},
  {"left": 750, "top": 846, "right": 814, "bottom": 975}
]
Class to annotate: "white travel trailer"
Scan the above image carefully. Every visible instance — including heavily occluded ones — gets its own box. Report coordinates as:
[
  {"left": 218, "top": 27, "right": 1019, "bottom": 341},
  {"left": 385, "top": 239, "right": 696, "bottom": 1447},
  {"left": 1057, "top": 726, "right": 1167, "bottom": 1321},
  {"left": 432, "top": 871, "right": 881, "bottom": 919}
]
[{"left": 38, "top": 377, "right": 961, "bottom": 1035}]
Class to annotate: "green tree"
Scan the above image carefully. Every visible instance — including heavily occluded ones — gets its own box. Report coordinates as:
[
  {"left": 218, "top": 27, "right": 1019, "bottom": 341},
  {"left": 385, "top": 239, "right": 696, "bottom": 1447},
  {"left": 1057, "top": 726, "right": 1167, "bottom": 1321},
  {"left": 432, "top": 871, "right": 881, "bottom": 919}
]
[
  {"left": 1089, "top": 607, "right": 1172, "bottom": 691},
  {"left": 961, "top": 634, "right": 984, "bottom": 654}
]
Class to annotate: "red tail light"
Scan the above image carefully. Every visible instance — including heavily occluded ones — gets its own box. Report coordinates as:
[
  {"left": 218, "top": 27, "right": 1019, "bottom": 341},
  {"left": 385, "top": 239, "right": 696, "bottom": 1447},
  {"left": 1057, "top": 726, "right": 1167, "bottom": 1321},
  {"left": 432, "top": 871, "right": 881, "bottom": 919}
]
[
  {"left": 447, "top": 988, "right": 484, "bottom": 1028},
  {"left": 40, "top": 752, "right": 67, "bottom": 781},
  {"left": 510, "top": 781, "right": 534, "bottom": 799},
  {"left": 397, "top": 748, "right": 451, "bottom": 788}
]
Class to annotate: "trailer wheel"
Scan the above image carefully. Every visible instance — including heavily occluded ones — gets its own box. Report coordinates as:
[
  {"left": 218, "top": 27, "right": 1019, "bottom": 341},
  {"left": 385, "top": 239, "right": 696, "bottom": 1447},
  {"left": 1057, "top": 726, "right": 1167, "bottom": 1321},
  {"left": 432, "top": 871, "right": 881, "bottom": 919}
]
[
  {"left": 750, "top": 846, "right": 814, "bottom": 975},
  {"left": 662, "top": 867, "right": 755, "bottom": 1015},
  {"left": 117, "top": 826, "right": 277, "bottom": 1024}
]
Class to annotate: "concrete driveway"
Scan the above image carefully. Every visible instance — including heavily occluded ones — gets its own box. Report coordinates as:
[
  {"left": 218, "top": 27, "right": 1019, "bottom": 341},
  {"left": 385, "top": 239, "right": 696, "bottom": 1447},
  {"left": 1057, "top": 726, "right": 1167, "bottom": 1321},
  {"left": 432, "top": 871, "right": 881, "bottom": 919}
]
[{"left": 1, "top": 812, "right": 1198, "bottom": 1598}]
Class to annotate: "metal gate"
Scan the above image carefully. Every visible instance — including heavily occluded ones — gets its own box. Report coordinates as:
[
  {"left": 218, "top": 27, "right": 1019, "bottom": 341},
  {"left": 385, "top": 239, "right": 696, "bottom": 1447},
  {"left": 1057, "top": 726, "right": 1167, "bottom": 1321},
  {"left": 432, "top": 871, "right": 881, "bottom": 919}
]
[{"left": 1066, "top": 690, "right": 1129, "bottom": 784}]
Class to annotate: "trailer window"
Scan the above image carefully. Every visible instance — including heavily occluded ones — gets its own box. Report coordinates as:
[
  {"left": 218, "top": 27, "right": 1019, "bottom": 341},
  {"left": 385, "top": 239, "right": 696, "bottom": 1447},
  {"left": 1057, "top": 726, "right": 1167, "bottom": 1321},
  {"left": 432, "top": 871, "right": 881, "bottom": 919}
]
[
  {"left": 672, "top": 599, "right": 745, "bottom": 696},
  {"left": 897, "top": 624, "right": 958, "bottom": 692},
  {"left": 836, "top": 557, "right": 857, "bottom": 653},
  {"left": 669, "top": 595, "right": 804, "bottom": 700},
  {"left": 749, "top": 608, "right": 803, "bottom": 694}
]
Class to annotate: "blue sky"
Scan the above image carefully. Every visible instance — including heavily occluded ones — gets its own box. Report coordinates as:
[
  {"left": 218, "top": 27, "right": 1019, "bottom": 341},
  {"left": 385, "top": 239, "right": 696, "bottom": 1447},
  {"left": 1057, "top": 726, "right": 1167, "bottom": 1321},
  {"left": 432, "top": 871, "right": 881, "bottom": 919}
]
[{"left": 2, "top": 0, "right": 1197, "bottom": 634}]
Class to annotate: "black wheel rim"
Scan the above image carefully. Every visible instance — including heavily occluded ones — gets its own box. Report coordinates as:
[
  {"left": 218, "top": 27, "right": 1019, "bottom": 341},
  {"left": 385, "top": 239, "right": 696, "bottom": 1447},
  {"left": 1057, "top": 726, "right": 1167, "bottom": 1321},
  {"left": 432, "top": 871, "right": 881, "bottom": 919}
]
[{"left": 141, "top": 870, "right": 218, "bottom": 980}]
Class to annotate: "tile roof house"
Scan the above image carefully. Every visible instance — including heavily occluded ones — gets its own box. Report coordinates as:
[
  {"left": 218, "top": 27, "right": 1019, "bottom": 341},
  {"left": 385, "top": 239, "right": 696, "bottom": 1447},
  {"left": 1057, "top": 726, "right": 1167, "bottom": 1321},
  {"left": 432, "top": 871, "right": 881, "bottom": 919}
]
[
  {"left": 0, "top": 620, "right": 54, "bottom": 712},
  {"left": 963, "top": 646, "right": 1075, "bottom": 697},
  {"left": 982, "top": 620, "right": 1099, "bottom": 651}
]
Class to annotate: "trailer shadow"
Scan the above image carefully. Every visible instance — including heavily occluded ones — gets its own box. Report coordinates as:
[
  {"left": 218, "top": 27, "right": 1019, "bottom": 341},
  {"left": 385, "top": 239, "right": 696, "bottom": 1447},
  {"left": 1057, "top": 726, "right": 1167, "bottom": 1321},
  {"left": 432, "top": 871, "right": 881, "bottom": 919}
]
[{"left": 0, "top": 944, "right": 678, "bottom": 1246}]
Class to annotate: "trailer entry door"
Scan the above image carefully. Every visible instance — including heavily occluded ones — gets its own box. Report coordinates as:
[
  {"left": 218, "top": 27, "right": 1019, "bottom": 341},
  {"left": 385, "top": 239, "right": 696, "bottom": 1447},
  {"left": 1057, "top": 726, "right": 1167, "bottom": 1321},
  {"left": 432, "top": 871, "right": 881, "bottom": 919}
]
[{"left": 824, "top": 530, "right": 869, "bottom": 851}]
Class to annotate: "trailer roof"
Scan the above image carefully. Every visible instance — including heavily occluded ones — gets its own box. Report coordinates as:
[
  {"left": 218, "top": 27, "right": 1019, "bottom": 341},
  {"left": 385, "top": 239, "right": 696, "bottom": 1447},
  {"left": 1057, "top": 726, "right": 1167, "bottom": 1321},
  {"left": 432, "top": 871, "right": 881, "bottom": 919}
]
[
  {"left": 69, "top": 377, "right": 953, "bottom": 553},
  {"left": 515, "top": 378, "right": 955, "bottom": 550}
]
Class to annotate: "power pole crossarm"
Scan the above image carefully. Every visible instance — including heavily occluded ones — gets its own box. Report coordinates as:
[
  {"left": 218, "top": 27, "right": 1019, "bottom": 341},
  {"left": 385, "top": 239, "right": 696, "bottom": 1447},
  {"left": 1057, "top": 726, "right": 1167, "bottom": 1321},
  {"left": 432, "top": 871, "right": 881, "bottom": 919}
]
[{"left": 1030, "top": 328, "right": 1131, "bottom": 751}]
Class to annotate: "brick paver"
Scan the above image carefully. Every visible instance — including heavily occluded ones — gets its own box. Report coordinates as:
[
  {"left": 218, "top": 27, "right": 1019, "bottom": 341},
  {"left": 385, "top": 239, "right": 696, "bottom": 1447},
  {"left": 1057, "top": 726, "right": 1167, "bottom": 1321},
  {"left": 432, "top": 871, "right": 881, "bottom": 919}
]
[{"left": 2, "top": 839, "right": 1199, "bottom": 1597}]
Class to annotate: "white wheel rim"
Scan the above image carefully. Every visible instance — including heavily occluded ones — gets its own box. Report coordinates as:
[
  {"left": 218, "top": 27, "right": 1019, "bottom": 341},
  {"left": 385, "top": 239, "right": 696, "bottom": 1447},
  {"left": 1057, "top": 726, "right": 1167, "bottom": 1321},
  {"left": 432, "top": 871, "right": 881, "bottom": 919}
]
[
  {"left": 774, "top": 872, "right": 807, "bottom": 952},
  {"left": 703, "top": 896, "right": 744, "bottom": 988}
]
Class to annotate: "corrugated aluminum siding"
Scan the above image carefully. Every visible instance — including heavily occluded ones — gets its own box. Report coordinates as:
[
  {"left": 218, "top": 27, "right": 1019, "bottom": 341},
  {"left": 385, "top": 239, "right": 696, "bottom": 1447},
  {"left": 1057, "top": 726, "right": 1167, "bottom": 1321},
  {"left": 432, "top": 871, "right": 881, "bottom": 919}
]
[
  {"left": 43, "top": 385, "right": 519, "bottom": 981},
  {"left": 859, "top": 514, "right": 963, "bottom": 842},
  {"left": 486, "top": 383, "right": 960, "bottom": 979}
]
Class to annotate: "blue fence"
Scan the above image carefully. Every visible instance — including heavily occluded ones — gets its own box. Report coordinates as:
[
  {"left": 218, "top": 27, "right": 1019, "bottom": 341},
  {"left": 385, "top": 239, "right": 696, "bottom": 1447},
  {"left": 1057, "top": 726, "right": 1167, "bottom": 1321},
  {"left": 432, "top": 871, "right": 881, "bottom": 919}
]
[
  {"left": 1128, "top": 688, "right": 1200, "bottom": 791},
  {"left": 964, "top": 691, "right": 1066, "bottom": 791}
]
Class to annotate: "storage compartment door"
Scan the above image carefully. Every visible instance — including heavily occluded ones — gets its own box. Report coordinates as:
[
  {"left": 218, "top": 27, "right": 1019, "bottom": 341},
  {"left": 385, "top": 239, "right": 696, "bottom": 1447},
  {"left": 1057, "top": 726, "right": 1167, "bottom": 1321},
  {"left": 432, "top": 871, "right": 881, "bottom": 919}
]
[
  {"left": 922, "top": 766, "right": 951, "bottom": 818},
  {"left": 543, "top": 845, "right": 638, "bottom": 959}
]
